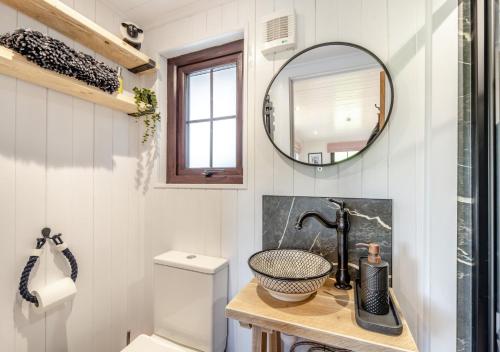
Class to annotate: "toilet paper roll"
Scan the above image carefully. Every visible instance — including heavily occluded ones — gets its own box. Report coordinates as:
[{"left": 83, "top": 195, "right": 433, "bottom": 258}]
[{"left": 32, "top": 277, "right": 77, "bottom": 314}]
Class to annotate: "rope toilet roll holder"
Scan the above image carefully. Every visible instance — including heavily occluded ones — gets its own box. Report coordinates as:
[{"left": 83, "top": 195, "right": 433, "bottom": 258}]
[{"left": 18, "top": 227, "right": 78, "bottom": 307}]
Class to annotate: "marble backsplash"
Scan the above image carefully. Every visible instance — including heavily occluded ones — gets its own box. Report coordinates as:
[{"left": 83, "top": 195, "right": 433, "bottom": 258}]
[
  {"left": 457, "top": 1, "right": 472, "bottom": 350},
  {"left": 262, "top": 196, "right": 393, "bottom": 283}
]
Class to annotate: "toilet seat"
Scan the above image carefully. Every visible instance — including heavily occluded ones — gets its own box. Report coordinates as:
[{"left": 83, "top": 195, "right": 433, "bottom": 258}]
[{"left": 121, "top": 334, "right": 199, "bottom": 352}]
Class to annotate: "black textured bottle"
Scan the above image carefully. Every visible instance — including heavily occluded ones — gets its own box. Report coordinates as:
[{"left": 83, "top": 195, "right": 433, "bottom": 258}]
[{"left": 357, "top": 243, "right": 389, "bottom": 315}]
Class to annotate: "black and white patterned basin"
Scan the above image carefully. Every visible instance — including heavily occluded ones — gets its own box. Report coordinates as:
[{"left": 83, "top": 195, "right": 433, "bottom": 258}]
[{"left": 248, "top": 249, "right": 332, "bottom": 301}]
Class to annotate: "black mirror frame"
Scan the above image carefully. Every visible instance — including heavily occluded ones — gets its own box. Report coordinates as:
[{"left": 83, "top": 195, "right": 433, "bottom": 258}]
[{"left": 262, "top": 42, "right": 395, "bottom": 167}]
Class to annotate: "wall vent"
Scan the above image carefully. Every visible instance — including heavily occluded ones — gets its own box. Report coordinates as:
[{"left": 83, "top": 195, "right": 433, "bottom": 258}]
[{"left": 261, "top": 9, "right": 296, "bottom": 55}]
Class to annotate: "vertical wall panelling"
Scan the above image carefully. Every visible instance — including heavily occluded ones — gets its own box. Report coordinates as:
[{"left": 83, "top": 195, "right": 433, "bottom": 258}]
[
  {"left": 271, "top": 0, "right": 294, "bottom": 197},
  {"left": 414, "top": 0, "right": 429, "bottom": 348},
  {"left": 191, "top": 12, "right": 209, "bottom": 44},
  {"left": 207, "top": 6, "right": 223, "bottom": 37},
  {"left": 139, "top": 151, "right": 153, "bottom": 336},
  {"left": 15, "top": 12, "right": 48, "bottom": 352},
  {"left": 120, "top": 7, "right": 148, "bottom": 346},
  {"left": 222, "top": 2, "right": 239, "bottom": 32},
  {"left": 336, "top": 160, "right": 363, "bottom": 198},
  {"left": 314, "top": 165, "right": 340, "bottom": 197},
  {"left": 142, "top": 188, "right": 161, "bottom": 336},
  {"left": 45, "top": 88, "right": 74, "bottom": 352},
  {"left": 335, "top": 0, "right": 364, "bottom": 199},
  {"left": 95, "top": 4, "right": 115, "bottom": 350},
  {"left": 313, "top": 0, "right": 340, "bottom": 198},
  {"left": 0, "top": 4, "right": 17, "bottom": 351},
  {"left": 220, "top": 190, "right": 239, "bottom": 351},
  {"left": 0, "top": 1, "right": 147, "bottom": 351},
  {"left": 111, "top": 110, "right": 130, "bottom": 351},
  {"left": 68, "top": 98, "right": 95, "bottom": 352},
  {"left": 429, "top": 0, "right": 458, "bottom": 349},
  {"left": 387, "top": 0, "right": 421, "bottom": 338},
  {"left": 155, "top": 190, "right": 175, "bottom": 254},
  {"left": 183, "top": 190, "right": 207, "bottom": 254},
  {"left": 67, "top": 0, "right": 97, "bottom": 349},
  {"left": 93, "top": 104, "right": 113, "bottom": 352},
  {"left": 45, "top": 1, "right": 76, "bottom": 348},
  {"left": 0, "top": 0, "right": 457, "bottom": 351},
  {"left": 15, "top": 80, "right": 47, "bottom": 352},
  {"left": 253, "top": 0, "right": 275, "bottom": 255},
  {"left": 203, "top": 190, "right": 223, "bottom": 257},
  {"left": 361, "top": 0, "right": 389, "bottom": 60},
  {"left": 236, "top": 0, "right": 254, "bottom": 348},
  {"left": 290, "top": 0, "right": 317, "bottom": 196},
  {"left": 127, "top": 120, "right": 143, "bottom": 341},
  {"left": 315, "top": 0, "right": 339, "bottom": 43},
  {"left": 141, "top": 0, "right": 458, "bottom": 351},
  {"left": 359, "top": 0, "right": 390, "bottom": 199},
  {"left": 338, "top": 0, "right": 362, "bottom": 44}
]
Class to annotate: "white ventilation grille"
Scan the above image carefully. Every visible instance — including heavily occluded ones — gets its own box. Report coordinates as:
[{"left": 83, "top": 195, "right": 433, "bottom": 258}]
[
  {"left": 261, "top": 10, "right": 296, "bottom": 55},
  {"left": 265, "top": 15, "right": 289, "bottom": 42}
]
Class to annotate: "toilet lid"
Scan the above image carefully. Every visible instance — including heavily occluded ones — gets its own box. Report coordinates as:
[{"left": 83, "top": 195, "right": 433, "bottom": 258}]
[{"left": 122, "top": 334, "right": 195, "bottom": 352}]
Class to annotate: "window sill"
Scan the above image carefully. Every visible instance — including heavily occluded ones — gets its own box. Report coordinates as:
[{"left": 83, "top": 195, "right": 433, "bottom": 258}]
[{"left": 153, "top": 182, "right": 247, "bottom": 190}]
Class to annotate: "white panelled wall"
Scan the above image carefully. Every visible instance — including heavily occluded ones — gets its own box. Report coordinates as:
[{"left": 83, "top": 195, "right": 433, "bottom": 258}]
[
  {"left": 143, "top": 0, "right": 457, "bottom": 352},
  {"left": 0, "top": 0, "right": 458, "bottom": 351},
  {"left": 0, "top": 0, "right": 148, "bottom": 351}
]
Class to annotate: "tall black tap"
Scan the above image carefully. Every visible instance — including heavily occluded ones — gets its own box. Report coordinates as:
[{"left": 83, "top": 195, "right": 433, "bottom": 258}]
[{"left": 295, "top": 199, "right": 352, "bottom": 290}]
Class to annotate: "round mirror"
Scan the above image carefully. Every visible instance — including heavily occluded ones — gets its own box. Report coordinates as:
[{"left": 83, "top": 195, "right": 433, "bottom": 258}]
[{"left": 263, "top": 42, "right": 394, "bottom": 166}]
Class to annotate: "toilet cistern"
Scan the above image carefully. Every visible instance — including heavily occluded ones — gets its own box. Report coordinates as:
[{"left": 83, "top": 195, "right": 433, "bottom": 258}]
[
  {"left": 122, "top": 250, "right": 228, "bottom": 352},
  {"left": 295, "top": 198, "right": 352, "bottom": 290}
]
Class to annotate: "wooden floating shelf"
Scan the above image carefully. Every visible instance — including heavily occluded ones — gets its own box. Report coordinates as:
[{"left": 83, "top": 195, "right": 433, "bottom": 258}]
[
  {"left": 1, "top": 0, "right": 156, "bottom": 73},
  {"left": 0, "top": 46, "right": 137, "bottom": 113}
]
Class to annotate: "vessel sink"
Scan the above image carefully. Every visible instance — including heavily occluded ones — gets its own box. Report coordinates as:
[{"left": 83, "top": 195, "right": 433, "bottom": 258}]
[{"left": 248, "top": 249, "right": 332, "bottom": 302}]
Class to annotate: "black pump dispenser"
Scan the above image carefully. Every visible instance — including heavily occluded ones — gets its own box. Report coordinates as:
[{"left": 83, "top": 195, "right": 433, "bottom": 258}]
[{"left": 356, "top": 243, "right": 389, "bottom": 315}]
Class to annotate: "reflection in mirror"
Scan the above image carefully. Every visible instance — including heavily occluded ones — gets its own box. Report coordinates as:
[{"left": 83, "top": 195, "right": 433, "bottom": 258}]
[{"left": 264, "top": 43, "right": 393, "bottom": 166}]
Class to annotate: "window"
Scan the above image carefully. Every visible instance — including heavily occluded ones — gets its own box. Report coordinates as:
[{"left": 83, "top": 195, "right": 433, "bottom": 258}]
[
  {"left": 167, "top": 40, "right": 243, "bottom": 184},
  {"left": 332, "top": 150, "right": 359, "bottom": 162}
]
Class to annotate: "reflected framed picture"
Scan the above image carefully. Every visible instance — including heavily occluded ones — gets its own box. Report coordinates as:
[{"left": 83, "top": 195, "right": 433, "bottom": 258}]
[{"left": 308, "top": 152, "right": 322, "bottom": 165}]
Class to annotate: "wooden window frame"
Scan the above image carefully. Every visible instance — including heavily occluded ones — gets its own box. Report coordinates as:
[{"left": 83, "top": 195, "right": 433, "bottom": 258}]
[{"left": 167, "top": 40, "right": 244, "bottom": 184}]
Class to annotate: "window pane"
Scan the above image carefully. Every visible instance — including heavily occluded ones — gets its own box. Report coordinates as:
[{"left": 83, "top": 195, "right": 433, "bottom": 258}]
[
  {"left": 188, "top": 122, "right": 210, "bottom": 168},
  {"left": 213, "top": 66, "right": 237, "bottom": 118},
  {"left": 335, "top": 152, "right": 348, "bottom": 162},
  {"left": 213, "top": 118, "right": 236, "bottom": 168},
  {"left": 188, "top": 71, "right": 210, "bottom": 121}
]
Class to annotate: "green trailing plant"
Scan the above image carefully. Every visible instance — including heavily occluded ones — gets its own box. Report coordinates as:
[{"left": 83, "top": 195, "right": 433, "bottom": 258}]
[{"left": 131, "top": 87, "right": 161, "bottom": 143}]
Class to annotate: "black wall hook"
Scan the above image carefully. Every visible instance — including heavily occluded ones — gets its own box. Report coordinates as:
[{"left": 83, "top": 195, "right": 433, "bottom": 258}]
[{"left": 41, "top": 227, "right": 51, "bottom": 238}]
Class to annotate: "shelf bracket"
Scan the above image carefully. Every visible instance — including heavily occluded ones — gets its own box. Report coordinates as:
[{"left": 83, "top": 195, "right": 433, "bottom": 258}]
[{"left": 129, "top": 59, "right": 157, "bottom": 74}]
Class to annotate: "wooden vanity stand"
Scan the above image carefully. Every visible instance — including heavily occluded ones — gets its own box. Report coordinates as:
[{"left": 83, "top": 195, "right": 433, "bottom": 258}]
[{"left": 225, "top": 279, "right": 418, "bottom": 352}]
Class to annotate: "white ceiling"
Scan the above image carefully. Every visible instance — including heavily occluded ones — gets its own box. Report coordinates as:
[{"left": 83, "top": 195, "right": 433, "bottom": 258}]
[
  {"left": 293, "top": 67, "right": 383, "bottom": 143},
  {"left": 101, "top": 0, "right": 200, "bottom": 27}
]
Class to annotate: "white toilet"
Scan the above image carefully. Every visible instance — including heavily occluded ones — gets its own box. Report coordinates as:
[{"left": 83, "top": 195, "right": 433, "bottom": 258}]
[{"left": 123, "top": 250, "right": 229, "bottom": 352}]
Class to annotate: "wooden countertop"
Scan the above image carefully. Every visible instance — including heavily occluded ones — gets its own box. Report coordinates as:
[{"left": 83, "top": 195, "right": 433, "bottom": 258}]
[{"left": 226, "top": 279, "right": 418, "bottom": 352}]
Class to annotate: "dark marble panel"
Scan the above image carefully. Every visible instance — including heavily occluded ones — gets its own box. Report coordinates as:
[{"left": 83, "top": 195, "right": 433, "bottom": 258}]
[
  {"left": 262, "top": 196, "right": 392, "bottom": 283},
  {"left": 458, "top": 65, "right": 471, "bottom": 97},
  {"left": 457, "top": 163, "right": 471, "bottom": 199},
  {"left": 457, "top": 199, "right": 472, "bottom": 352},
  {"left": 457, "top": 0, "right": 473, "bottom": 350}
]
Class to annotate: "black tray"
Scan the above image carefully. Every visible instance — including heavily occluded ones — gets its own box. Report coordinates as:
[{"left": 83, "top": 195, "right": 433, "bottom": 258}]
[{"left": 354, "top": 279, "right": 403, "bottom": 335}]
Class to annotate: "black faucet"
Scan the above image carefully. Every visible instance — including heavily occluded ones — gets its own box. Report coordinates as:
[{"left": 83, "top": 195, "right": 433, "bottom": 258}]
[{"left": 295, "top": 199, "right": 352, "bottom": 290}]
